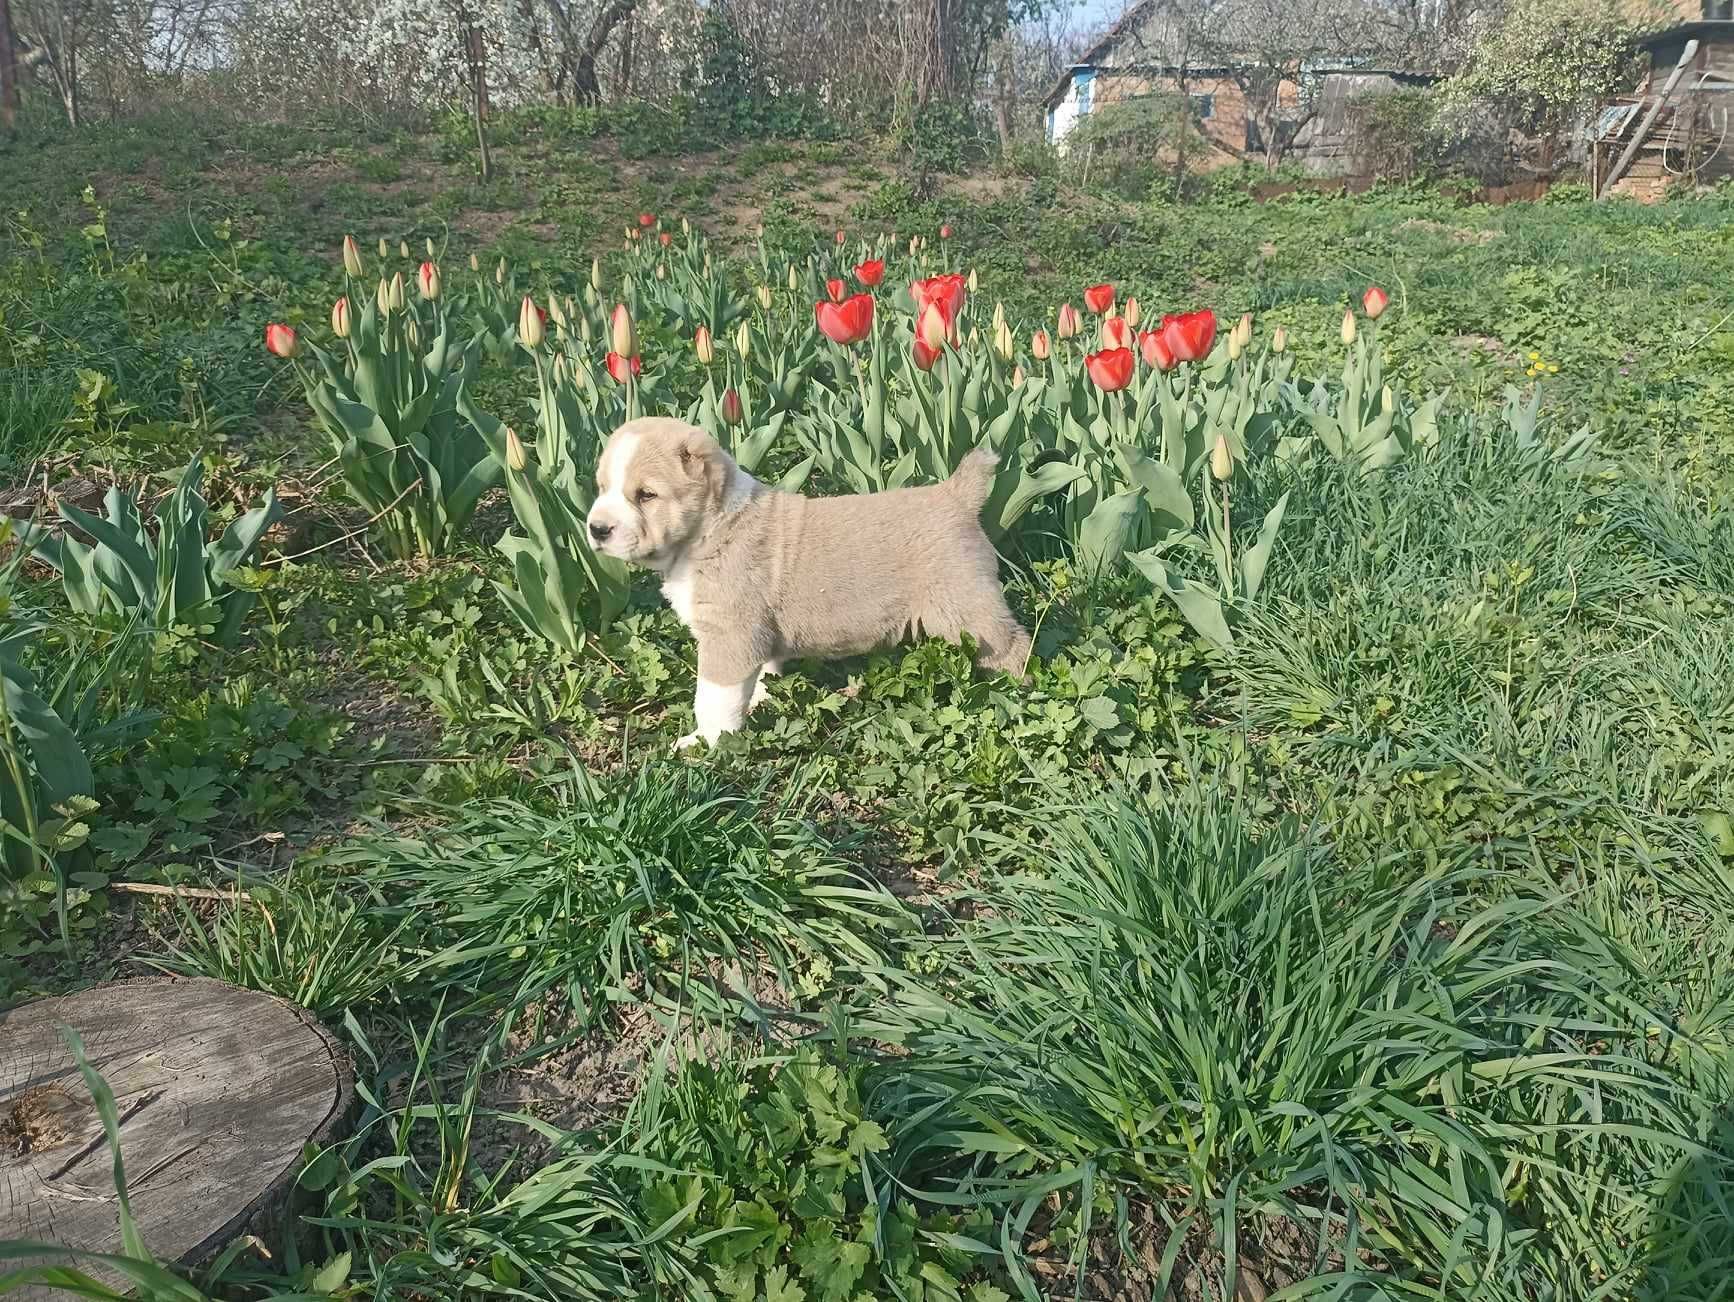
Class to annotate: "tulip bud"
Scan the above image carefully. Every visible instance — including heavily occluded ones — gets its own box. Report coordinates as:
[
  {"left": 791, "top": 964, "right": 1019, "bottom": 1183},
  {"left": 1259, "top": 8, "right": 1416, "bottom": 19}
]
[
  {"left": 399, "top": 240, "right": 409, "bottom": 259},
  {"left": 655, "top": 263, "right": 667, "bottom": 281},
  {"left": 909, "top": 235, "right": 920, "bottom": 256},
  {"left": 695, "top": 325, "right": 715, "bottom": 365},
  {"left": 994, "top": 321, "right": 1014, "bottom": 361},
  {"left": 405, "top": 318, "right": 420, "bottom": 350},
  {"left": 787, "top": 264, "right": 798, "bottom": 291},
  {"left": 1237, "top": 314, "right": 1253, "bottom": 349},
  {"left": 967, "top": 268, "right": 978, "bottom": 293},
  {"left": 720, "top": 387, "right": 745, "bottom": 426},
  {"left": 504, "top": 426, "right": 528, "bottom": 473},
  {"left": 1363, "top": 285, "right": 1390, "bottom": 319},
  {"left": 565, "top": 296, "right": 578, "bottom": 324},
  {"left": 1124, "top": 297, "right": 1141, "bottom": 330},
  {"left": 704, "top": 254, "right": 713, "bottom": 274},
  {"left": 388, "top": 272, "right": 406, "bottom": 311},
  {"left": 580, "top": 314, "right": 594, "bottom": 344},
  {"left": 736, "top": 320, "right": 752, "bottom": 361},
  {"left": 418, "top": 261, "right": 441, "bottom": 301},
  {"left": 1341, "top": 311, "right": 1357, "bottom": 346},
  {"left": 1272, "top": 326, "right": 1288, "bottom": 354},
  {"left": 1011, "top": 364, "right": 1026, "bottom": 387},
  {"left": 659, "top": 231, "right": 672, "bottom": 248},
  {"left": 263, "top": 323, "right": 299, "bottom": 358},
  {"left": 682, "top": 217, "right": 691, "bottom": 236},
  {"left": 342, "top": 235, "right": 363, "bottom": 278},
  {"left": 470, "top": 252, "right": 480, "bottom": 272},
  {"left": 496, "top": 257, "right": 506, "bottom": 285},
  {"left": 992, "top": 301, "right": 1006, "bottom": 332},
  {"left": 756, "top": 285, "right": 773, "bottom": 311},
  {"left": 1227, "top": 333, "right": 1242, "bottom": 362},
  {"left": 1031, "top": 329, "right": 1051, "bottom": 360},
  {"left": 552, "top": 353, "right": 568, "bottom": 385},
  {"left": 331, "top": 295, "right": 351, "bottom": 338},
  {"left": 425, "top": 237, "right": 436, "bottom": 260},
  {"left": 377, "top": 237, "right": 388, "bottom": 258},
  {"left": 920, "top": 303, "right": 949, "bottom": 352},
  {"left": 1057, "top": 303, "right": 1080, "bottom": 339},
  {"left": 376, "top": 277, "right": 391, "bottom": 315},
  {"left": 836, "top": 228, "right": 846, "bottom": 246},
  {"left": 544, "top": 297, "right": 565, "bottom": 333},
  {"left": 1210, "top": 434, "right": 1233, "bottom": 482},
  {"left": 519, "top": 295, "right": 545, "bottom": 349},
  {"left": 610, "top": 303, "right": 636, "bottom": 357},
  {"left": 1381, "top": 385, "right": 1394, "bottom": 414},
  {"left": 939, "top": 224, "right": 953, "bottom": 240}
]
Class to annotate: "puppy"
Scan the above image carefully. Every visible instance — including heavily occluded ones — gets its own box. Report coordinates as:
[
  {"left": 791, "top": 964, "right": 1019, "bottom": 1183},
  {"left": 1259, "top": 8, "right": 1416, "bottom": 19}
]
[{"left": 585, "top": 416, "right": 1031, "bottom": 749}]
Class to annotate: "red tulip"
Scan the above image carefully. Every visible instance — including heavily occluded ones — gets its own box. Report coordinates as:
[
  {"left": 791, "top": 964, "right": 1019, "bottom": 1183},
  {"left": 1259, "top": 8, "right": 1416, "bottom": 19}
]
[
  {"left": 1362, "top": 285, "right": 1390, "bottom": 319},
  {"left": 1056, "top": 302, "right": 1081, "bottom": 339},
  {"left": 1139, "top": 329, "right": 1176, "bottom": 371},
  {"left": 854, "top": 259, "right": 885, "bottom": 288},
  {"left": 910, "top": 273, "right": 967, "bottom": 326},
  {"left": 1159, "top": 309, "right": 1217, "bottom": 363},
  {"left": 1101, "top": 317, "right": 1132, "bottom": 350},
  {"left": 330, "top": 296, "right": 351, "bottom": 339},
  {"left": 815, "top": 293, "right": 874, "bottom": 345},
  {"left": 417, "top": 260, "right": 440, "bottom": 300},
  {"left": 835, "top": 229, "right": 847, "bottom": 246},
  {"left": 912, "top": 338, "right": 942, "bottom": 372},
  {"left": 659, "top": 231, "right": 673, "bottom": 247},
  {"left": 826, "top": 278, "right": 847, "bottom": 304},
  {"left": 1083, "top": 283, "right": 1115, "bottom": 315},
  {"left": 264, "top": 323, "right": 299, "bottom": 358},
  {"left": 606, "top": 351, "right": 643, "bottom": 383},
  {"left": 720, "top": 388, "right": 745, "bottom": 426},
  {"left": 939, "top": 223, "right": 953, "bottom": 240},
  {"left": 638, "top": 212, "right": 656, "bottom": 228},
  {"left": 1031, "top": 329, "right": 1051, "bottom": 360},
  {"left": 1085, "top": 346, "right": 1134, "bottom": 392}
]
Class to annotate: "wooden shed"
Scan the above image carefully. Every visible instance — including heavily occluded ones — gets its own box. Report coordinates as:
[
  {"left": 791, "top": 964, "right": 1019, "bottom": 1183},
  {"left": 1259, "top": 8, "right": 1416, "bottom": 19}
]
[
  {"left": 1293, "top": 67, "right": 1439, "bottom": 176},
  {"left": 1594, "top": 14, "right": 1734, "bottom": 198}
]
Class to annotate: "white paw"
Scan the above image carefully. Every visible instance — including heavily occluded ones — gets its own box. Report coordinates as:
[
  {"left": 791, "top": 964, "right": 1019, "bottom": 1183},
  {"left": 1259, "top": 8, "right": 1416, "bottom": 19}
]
[
  {"left": 749, "top": 680, "right": 771, "bottom": 710},
  {"left": 674, "top": 731, "right": 703, "bottom": 753}
]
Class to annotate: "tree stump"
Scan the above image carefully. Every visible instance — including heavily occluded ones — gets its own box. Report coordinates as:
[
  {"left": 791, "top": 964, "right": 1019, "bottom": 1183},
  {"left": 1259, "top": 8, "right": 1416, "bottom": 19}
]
[{"left": 1, "top": 976, "right": 355, "bottom": 1298}]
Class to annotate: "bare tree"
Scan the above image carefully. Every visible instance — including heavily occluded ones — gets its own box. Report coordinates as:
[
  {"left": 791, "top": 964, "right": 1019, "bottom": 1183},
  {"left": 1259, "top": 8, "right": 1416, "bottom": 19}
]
[
  {"left": 1, "top": 0, "right": 19, "bottom": 130},
  {"left": 538, "top": 0, "right": 637, "bottom": 104}
]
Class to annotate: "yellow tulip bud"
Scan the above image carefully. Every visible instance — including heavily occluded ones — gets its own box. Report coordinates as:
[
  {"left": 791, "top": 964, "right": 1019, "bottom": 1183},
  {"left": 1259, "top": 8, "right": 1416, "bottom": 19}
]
[
  {"left": 388, "top": 272, "right": 406, "bottom": 311},
  {"left": 496, "top": 257, "right": 506, "bottom": 285},
  {"left": 1011, "top": 364, "right": 1026, "bottom": 387},
  {"left": 504, "top": 426, "right": 528, "bottom": 473},
  {"left": 330, "top": 296, "right": 351, "bottom": 338},
  {"left": 425, "top": 236, "right": 436, "bottom": 260},
  {"left": 377, "top": 237, "right": 388, "bottom": 258},
  {"left": 1210, "top": 434, "right": 1233, "bottom": 482},
  {"left": 694, "top": 326, "right": 715, "bottom": 365},
  {"left": 399, "top": 240, "right": 409, "bottom": 259},
  {"left": 787, "top": 264, "right": 798, "bottom": 291},
  {"left": 1341, "top": 311, "right": 1357, "bottom": 346},
  {"left": 470, "top": 252, "right": 480, "bottom": 272},
  {"left": 736, "top": 320, "right": 752, "bottom": 361},
  {"left": 1124, "top": 297, "right": 1141, "bottom": 330},
  {"left": 591, "top": 257, "right": 602, "bottom": 292},
  {"left": 610, "top": 303, "right": 636, "bottom": 357},
  {"left": 756, "top": 285, "right": 774, "bottom": 311},
  {"left": 967, "top": 268, "right": 978, "bottom": 293},
  {"left": 376, "top": 277, "right": 391, "bottom": 315},
  {"left": 1381, "top": 385, "right": 1394, "bottom": 414},
  {"left": 518, "top": 295, "right": 545, "bottom": 349},
  {"left": 342, "top": 235, "right": 363, "bottom": 278},
  {"left": 1272, "top": 326, "right": 1287, "bottom": 354}
]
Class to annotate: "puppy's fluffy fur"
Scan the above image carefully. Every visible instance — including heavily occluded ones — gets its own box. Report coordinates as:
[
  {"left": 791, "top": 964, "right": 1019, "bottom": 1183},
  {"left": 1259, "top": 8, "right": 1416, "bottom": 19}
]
[{"left": 586, "top": 416, "right": 1030, "bottom": 748}]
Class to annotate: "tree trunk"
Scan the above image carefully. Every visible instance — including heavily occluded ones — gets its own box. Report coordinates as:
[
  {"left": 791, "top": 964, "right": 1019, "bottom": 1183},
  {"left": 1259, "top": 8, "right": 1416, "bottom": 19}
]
[
  {"left": 616, "top": 11, "right": 634, "bottom": 97},
  {"left": 1, "top": 976, "right": 355, "bottom": 1300},
  {"left": 466, "top": 22, "right": 492, "bottom": 180},
  {"left": 992, "top": 26, "right": 1013, "bottom": 153},
  {"left": 0, "top": 0, "right": 18, "bottom": 132},
  {"left": 572, "top": 0, "right": 636, "bottom": 106}
]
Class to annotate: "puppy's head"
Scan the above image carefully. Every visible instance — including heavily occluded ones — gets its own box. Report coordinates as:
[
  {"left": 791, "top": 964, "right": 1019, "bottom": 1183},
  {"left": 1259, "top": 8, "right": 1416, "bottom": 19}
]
[{"left": 586, "top": 417, "right": 727, "bottom": 567}]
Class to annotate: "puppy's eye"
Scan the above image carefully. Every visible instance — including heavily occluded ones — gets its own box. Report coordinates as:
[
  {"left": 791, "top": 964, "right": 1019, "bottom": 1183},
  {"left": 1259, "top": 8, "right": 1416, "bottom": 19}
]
[{"left": 634, "top": 487, "right": 657, "bottom": 504}]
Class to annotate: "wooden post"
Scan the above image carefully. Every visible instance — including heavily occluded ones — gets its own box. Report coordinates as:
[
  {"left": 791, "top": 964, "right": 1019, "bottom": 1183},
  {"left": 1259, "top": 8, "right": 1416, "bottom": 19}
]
[
  {"left": 0, "top": 0, "right": 19, "bottom": 133},
  {"left": 1599, "top": 39, "right": 1699, "bottom": 199}
]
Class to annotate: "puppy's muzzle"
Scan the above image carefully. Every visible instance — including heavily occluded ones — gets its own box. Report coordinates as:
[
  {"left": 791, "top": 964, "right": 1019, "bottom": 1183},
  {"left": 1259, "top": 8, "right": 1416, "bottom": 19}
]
[{"left": 588, "top": 520, "right": 614, "bottom": 543}]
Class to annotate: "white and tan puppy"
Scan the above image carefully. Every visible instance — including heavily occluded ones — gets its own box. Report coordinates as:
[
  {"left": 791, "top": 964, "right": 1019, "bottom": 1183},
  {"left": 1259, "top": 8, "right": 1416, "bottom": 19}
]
[{"left": 586, "top": 416, "right": 1030, "bottom": 749}]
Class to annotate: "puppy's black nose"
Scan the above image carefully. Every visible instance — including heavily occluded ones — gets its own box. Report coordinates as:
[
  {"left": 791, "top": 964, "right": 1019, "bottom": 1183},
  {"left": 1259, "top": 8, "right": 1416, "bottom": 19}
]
[{"left": 589, "top": 521, "right": 613, "bottom": 542}]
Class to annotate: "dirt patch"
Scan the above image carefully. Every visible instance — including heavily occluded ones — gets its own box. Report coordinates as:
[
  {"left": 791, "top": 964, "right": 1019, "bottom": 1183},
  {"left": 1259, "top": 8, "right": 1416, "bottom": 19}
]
[
  {"left": 1452, "top": 333, "right": 1521, "bottom": 366},
  {"left": 1396, "top": 217, "right": 1501, "bottom": 245}
]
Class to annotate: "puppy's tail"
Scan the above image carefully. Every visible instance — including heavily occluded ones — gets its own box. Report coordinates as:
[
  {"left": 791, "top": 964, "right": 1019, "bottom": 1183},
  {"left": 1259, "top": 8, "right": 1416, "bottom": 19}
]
[{"left": 943, "top": 448, "right": 1000, "bottom": 516}]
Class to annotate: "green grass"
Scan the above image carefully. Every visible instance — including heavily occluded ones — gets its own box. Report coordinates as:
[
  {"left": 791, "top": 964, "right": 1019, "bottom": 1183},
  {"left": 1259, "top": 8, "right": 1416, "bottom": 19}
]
[{"left": 3, "top": 108, "right": 1734, "bottom": 1300}]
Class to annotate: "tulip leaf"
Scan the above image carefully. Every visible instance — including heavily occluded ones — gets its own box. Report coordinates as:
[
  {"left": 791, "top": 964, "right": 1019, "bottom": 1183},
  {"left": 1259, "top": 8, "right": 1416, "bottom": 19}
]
[
  {"left": 1240, "top": 491, "right": 1290, "bottom": 603},
  {"left": 1128, "top": 550, "right": 1234, "bottom": 652}
]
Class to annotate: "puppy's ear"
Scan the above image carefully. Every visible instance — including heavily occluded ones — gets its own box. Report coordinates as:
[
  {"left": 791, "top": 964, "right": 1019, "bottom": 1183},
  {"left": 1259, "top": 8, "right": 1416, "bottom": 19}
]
[{"left": 677, "top": 428, "right": 727, "bottom": 505}]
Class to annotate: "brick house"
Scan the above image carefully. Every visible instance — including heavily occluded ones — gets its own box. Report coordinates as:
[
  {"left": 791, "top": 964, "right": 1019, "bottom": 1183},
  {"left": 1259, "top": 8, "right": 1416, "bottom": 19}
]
[{"left": 1042, "top": 0, "right": 1434, "bottom": 173}]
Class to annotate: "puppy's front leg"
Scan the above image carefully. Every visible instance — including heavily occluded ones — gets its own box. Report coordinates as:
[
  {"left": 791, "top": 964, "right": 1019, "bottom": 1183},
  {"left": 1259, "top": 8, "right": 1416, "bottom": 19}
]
[
  {"left": 749, "top": 659, "right": 783, "bottom": 710},
  {"left": 675, "top": 670, "right": 759, "bottom": 752}
]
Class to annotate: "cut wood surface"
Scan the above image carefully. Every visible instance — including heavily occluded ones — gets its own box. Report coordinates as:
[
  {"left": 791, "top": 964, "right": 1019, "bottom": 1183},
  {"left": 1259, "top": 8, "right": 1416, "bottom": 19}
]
[{"left": 1, "top": 976, "right": 354, "bottom": 1299}]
